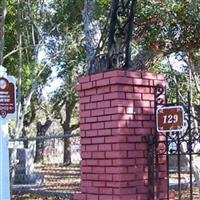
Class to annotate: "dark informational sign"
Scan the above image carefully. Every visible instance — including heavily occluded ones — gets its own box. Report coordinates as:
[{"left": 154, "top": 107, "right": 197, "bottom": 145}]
[
  {"left": 0, "top": 77, "right": 16, "bottom": 118},
  {"left": 156, "top": 106, "right": 184, "bottom": 132}
]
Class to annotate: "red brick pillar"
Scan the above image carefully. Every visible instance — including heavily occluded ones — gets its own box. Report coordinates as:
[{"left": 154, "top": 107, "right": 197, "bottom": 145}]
[{"left": 74, "top": 70, "right": 167, "bottom": 200}]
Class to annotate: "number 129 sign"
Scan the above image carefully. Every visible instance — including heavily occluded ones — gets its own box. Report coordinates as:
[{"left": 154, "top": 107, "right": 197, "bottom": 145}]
[{"left": 156, "top": 106, "right": 184, "bottom": 132}]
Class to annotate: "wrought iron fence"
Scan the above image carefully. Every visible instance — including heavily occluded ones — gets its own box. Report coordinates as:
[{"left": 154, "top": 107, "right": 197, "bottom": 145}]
[
  {"left": 147, "top": 85, "right": 200, "bottom": 200},
  {"left": 9, "top": 132, "right": 81, "bottom": 200}
]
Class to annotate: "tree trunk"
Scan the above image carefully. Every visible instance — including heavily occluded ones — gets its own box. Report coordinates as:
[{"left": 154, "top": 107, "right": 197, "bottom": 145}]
[
  {"left": 63, "top": 114, "right": 72, "bottom": 166},
  {"left": 0, "top": 0, "right": 6, "bottom": 65},
  {"left": 34, "top": 119, "right": 52, "bottom": 163},
  {"left": 83, "top": 0, "right": 101, "bottom": 73}
]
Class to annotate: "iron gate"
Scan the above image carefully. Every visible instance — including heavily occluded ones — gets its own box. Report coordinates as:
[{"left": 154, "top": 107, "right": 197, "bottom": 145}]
[{"left": 147, "top": 85, "right": 200, "bottom": 200}]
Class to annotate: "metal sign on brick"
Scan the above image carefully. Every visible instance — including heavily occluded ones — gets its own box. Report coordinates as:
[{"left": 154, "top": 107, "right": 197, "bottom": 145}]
[{"left": 156, "top": 105, "right": 184, "bottom": 132}]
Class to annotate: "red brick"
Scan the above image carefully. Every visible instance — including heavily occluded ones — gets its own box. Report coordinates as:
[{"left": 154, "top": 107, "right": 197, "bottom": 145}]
[
  {"left": 86, "top": 130, "right": 98, "bottom": 137},
  {"left": 81, "top": 138, "right": 91, "bottom": 145},
  {"left": 110, "top": 77, "right": 132, "bottom": 85},
  {"left": 92, "top": 137, "right": 104, "bottom": 144},
  {"left": 87, "top": 174, "right": 99, "bottom": 181},
  {"left": 127, "top": 121, "right": 142, "bottom": 128},
  {"left": 81, "top": 180, "right": 92, "bottom": 187},
  {"left": 143, "top": 121, "right": 154, "bottom": 128},
  {"left": 104, "top": 70, "right": 125, "bottom": 78},
  {"left": 80, "top": 131, "right": 86, "bottom": 137},
  {"left": 76, "top": 84, "right": 82, "bottom": 92},
  {"left": 111, "top": 99, "right": 134, "bottom": 107},
  {"left": 92, "top": 166, "right": 105, "bottom": 173},
  {"left": 86, "top": 160, "right": 98, "bottom": 166},
  {"left": 99, "top": 187, "right": 112, "bottom": 195},
  {"left": 98, "top": 174, "right": 113, "bottom": 181},
  {"left": 112, "top": 143, "right": 135, "bottom": 151},
  {"left": 98, "top": 129, "right": 112, "bottom": 136},
  {"left": 136, "top": 143, "right": 147, "bottom": 150},
  {"left": 80, "top": 110, "right": 91, "bottom": 118},
  {"left": 128, "top": 151, "right": 144, "bottom": 158},
  {"left": 142, "top": 93, "right": 154, "bottom": 100},
  {"left": 127, "top": 136, "right": 142, "bottom": 143},
  {"left": 136, "top": 158, "right": 147, "bottom": 165},
  {"left": 134, "top": 115, "right": 151, "bottom": 121},
  {"left": 82, "top": 82, "right": 93, "bottom": 90},
  {"left": 132, "top": 78, "right": 149, "bottom": 86},
  {"left": 106, "top": 166, "right": 127, "bottom": 174},
  {"left": 86, "top": 145, "right": 98, "bottom": 152},
  {"left": 134, "top": 86, "right": 150, "bottom": 93},
  {"left": 81, "top": 152, "right": 92, "bottom": 159},
  {"left": 80, "top": 96, "right": 91, "bottom": 104},
  {"left": 80, "top": 124, "right": 91, "bottom": 130},
  {"left": 143, "top": 107, "right": 155, "bottom": 115},
  {"left": 93, "top": 181, "right": 106, "bottom": 187},
  {"left": 105, "top": 136, "right": 126, "bottom": 143},
  {"left": 98, "top": 115, "right": 111, "bottom": 122},
  {"left": 157, "top": 74, "right": 165, "bottom": 80},
  {"left": 91, "top": 73, "right": 104, "bottom": 81},
  {"left": 113, "top": 188, "right": 136, "bottom": 195},
  {"left": 106, "top": 151, "right": 127, "bottom": 158},
  {"left": 127, "top": 166, "right": 143, "bottom": 174},
  {"left": 99, "top": 195, "right": 112, "bottom": 200},
  {"left": 113, "top": 159, "right": 135, "bottom": 166},
  {"left": 134, "top": 100, "right": 150, "bottom": 108},
  {"left": 111, "top": 114, "right": 134, "bottom": 121},
  {"left": 136, "top": 186, "right": 148, "bottom": 193},
  {"left": 87, "top": 187, "right": 99, "bottom": 194},
  {"left": 87, "top": 194, "right": 99, "bottom": 200},
  {"left": 82, "top": 167, "right": 92, "bottom": 173},
  {"left": 74, "top": 193, "right": 86, "bottom": 200},
  {"left": 80, "top": 104, "right": 85, "bottom": 111},
  {"left": 104, "top": 92, "right": 125, "bottom": 100},
  {"left": 91, "top": 94, "right": 103, "bottom": 102},
  {"left": 91, "top": 122, "right": 104, "bottom": 130},
  {"left": 97, "top": 86, "right": 110, "bottom": 94},
  {"left": 126, "top": 71, "right": 142, "bottom": 78},
  {"left": 85, "top": 89, "right": 97, "bottom": 96},
  {"left": 111, "top": 85, "right": 133, "bottom": 92},
  {"left": 79, "top": 91, "right": 85, "bottom": 97},
  {"left": 96, "top": 78, "right": 110, "bottom": 87},
  {"left": 99, "top": 160, "right": 112, "bottom": 166},
  {"left": 113, "top": 174, "right": 135, "bottom": 181},
  {"left": 104, "top": 107, "right": 125, "bottom": 115},
  {"left": 135, "top": 128, "right": 151, "bottom": 135},
  {"left": 97, "top": 101, "right": 111, "bottom": 108},
  {"left": 80, "top": 76, "right": 90, "bottom": 83},
  {"left": 111, "top": 128, "right": 132, "bottom": 135},
  {"left": 105, "top": 121, "right": 126, "bottom": 128},
  {"left": 80, "top": 118, "right": 85, "bottom": 124},
  {"left": 92, "top": 152, "right": 105, "bottom": 159},
  {"left": 106, "top": 181, "right": 128, "bottom": 188},
  {"left": 126, "top": 107, "right": 134, "bottom": 115},
  {"left": 126, "top": 93, "right": 142, "bottom": 100},
  {"left": 91, "top": 109, "right": 104, "bottom": 117},
  {"left": 86, "top": 117, "right": 98, "bottom": 123},
  {"left": 98, "top": 144, "right": 112, "bottom": 151}
]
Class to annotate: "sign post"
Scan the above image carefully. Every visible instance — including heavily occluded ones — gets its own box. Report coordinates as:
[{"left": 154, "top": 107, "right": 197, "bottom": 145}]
[
  {"left": 0, "top": 65, "right": 16, "bottom": 200},
  {"left": 156, "top": 105, "right": 184, "bottom": 132}
]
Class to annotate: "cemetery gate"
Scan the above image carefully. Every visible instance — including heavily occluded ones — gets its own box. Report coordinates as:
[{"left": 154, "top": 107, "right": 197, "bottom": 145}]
[{"left": 146, "top": 84, "right": 200, "bottom": 200}]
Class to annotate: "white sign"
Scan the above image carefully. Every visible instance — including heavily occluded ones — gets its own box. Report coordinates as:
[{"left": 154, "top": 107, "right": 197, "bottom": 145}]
[{"left": 0, "top": 65, "right": 16, "bottom": 200}]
